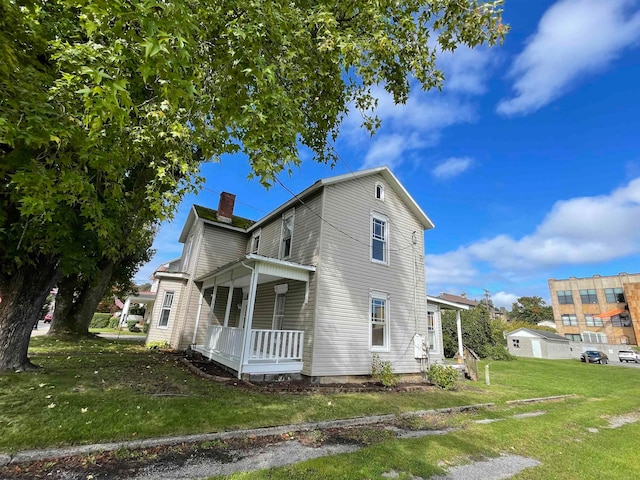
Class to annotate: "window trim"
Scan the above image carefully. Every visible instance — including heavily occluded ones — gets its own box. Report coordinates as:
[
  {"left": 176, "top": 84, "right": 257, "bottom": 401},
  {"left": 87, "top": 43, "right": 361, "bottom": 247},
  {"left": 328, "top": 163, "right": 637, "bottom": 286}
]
[
  {"left": 427, "top": 310, "right": 439, "bottom": 353},
  {"left": 375, "top": 182, "right": 385, "bottom": 201},
  {"left": 250, "top": 228, "right": 261, "bottom": 254},
  {"left": 279, "top": 210, "right": 295, "bottom": 259},
  {"left": 370, "top": 291, "right": 390, "bottom": 352},
  {"left": 370, "top": 212, "right": 389, "bottom": 265},
  {"left": 158, "top": 291, "right": 174, "bottom": 329}
]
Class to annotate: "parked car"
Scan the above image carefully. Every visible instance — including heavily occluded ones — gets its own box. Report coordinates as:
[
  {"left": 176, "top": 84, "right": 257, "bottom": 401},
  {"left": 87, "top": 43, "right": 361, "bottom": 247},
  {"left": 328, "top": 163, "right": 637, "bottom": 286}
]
[
  {"left": 580, "top": 350, "right": 608, "bottom": 364},
  {"left": 618, "top": 350, "right": 639, "bottom": 363},
  {"left": 43, "top": 313, "right": 53, "bottom": 324}
]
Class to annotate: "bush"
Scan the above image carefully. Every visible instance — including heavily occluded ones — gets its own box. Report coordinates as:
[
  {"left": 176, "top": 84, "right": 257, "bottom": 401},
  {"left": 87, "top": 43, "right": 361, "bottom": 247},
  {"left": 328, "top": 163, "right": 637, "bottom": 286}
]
[
  {"left": 108, "top": 316, "right": 121, "bottom": 329},
  {"left": 90, "top": 313, "right": 112, "bottom": 329},
  {"left": 126, "top": 320, "right": 141, "bottom": 332},
  {"left": 142, "top": 322, "right": 150, "bottom": 334},
  {"left": 146, "top": 341, "right": 170, "bottom": 350},
  {"left": 482, "top": 344, "right": 515, "bottom": 361},
  {"left": 371, "top": 354, "right": 398, "bottom": 388},
  {"left": 427, "top": 364, "right": 458, "bottom": 390}
]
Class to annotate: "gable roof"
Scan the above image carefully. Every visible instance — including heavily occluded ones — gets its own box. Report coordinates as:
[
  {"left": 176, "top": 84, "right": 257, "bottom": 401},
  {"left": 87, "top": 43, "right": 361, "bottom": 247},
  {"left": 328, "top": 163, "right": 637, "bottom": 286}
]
[
  {"left": 507, "top": 328, "right": 569, "bottom": 342},
  {"left": 179, "top": 205, "right": 255, "bottom": 242},
  {"left": 248, "top": 166, "right": 434, "bottom": 231}
]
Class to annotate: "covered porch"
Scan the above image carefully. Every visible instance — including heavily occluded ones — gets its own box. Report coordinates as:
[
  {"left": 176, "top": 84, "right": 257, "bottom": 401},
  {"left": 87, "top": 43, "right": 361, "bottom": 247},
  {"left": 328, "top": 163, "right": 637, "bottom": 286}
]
[{"left": 192, "top": 254, "right": 315, "bottom": 378}]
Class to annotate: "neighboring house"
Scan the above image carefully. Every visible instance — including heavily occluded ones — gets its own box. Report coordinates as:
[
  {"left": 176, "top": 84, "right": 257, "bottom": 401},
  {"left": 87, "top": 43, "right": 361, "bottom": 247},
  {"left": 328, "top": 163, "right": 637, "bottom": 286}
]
[
  {"left": 506, "top": 328, "right": 571, "bottom": 359},
  {"left": 548, "top": 273, "right": 640, "bottom": 345},
  {"left": 147, "top": 166, "right": 439, "bottom": 382},
  {"left": 436, "top": 292, "right": 504, "bottom": 319}
]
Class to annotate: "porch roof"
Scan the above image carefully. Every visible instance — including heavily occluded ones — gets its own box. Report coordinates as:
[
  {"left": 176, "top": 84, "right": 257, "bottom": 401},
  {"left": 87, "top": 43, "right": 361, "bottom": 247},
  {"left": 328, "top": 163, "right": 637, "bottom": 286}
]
[
  {"left": 195, "top": 254, "right": 316, "bottom": 288},
  {"left": 426, "top": 295, "right": 471, "bottom": 311}
]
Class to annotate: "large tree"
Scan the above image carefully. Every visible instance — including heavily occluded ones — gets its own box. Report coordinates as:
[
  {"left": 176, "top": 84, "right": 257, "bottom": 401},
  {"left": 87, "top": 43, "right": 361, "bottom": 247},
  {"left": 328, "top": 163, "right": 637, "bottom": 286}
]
[
  {"left": 508, "top": 296, "right": 553, "bottom": 324},
  {"left": 1, "top": 0, "right": 507, "bottom": 371}
]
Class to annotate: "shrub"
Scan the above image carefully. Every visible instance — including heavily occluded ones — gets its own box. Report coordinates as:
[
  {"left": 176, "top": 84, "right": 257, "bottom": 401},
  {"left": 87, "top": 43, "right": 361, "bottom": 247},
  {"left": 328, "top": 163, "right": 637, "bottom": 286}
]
[
  {"left": 482, "top": 344, "right": 515, "bottom": 361},
  {"left": 146, "top": 341, "right": 170, "bottom": 350},
  {"left": 90, "top": 313, "right": 112, "bottom": 329},
  {"left": 428, "top": 364, "right": 458, "bottom": 390},
  {"left": 126, "top": 320, "right": 141, "bottom": 332},
  {"left": 142, "top": 322, "right": 150, "bottom": 334},
  {"left": 371, "top": 354, "right": 398, "bottom": 388},
  {"left": 108, "top": 316, "right": 121, "bottom": 329}
]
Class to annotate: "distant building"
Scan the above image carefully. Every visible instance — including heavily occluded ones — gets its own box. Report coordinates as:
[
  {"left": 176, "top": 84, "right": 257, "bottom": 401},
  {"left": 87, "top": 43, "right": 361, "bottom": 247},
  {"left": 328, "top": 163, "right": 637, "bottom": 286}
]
[{"left": 548, "top": 273, "right": 640, "bottom": 345}]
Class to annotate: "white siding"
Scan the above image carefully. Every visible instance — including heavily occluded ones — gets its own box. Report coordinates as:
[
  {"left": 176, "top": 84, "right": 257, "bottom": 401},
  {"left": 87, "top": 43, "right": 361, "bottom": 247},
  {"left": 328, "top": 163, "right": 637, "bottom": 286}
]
[
  {"left": 312, "top": 173, "right": 428, "bottom": 376},
  {"left": 146, "top": 278, "right": 188, "bottom": 346}
]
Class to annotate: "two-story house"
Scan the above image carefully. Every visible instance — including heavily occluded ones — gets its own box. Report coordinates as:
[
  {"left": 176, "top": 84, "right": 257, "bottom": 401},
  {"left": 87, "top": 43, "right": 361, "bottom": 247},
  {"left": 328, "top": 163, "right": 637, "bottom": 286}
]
[{"left": 146, "top": 166, "right": 438, "bottom": 382}]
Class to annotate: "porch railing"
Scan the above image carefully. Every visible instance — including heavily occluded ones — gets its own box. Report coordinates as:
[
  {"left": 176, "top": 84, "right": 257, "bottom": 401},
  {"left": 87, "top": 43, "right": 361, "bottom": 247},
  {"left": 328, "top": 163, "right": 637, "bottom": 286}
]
[
  {"left": 249, "top": 329, "right": 304, "bottom": 363},
  {"left": 202, "top": 325, "right": 304, "bottom": 365},
  {"left": 204, "top": 325, "right": 244, "bottom": 361}
]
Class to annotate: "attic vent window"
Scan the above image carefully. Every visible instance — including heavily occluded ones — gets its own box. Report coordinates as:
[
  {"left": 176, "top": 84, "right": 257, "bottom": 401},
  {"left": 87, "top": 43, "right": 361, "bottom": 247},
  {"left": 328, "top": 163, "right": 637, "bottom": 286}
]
[{"left": 375, "top": 183, "right": 384, "bottom": 201}]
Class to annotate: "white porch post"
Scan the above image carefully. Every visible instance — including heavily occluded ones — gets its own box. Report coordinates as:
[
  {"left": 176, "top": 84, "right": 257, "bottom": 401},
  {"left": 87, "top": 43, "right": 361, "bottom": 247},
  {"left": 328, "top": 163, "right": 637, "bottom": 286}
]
[
  {"left": 121, "top": 297, "right": 131, "bottom": 327},
  {"left": 238, "top": 264, "right": 259, "bottom": 379},
  {"left": 223, "top": 281, "right": 234, "bottom": 327},
  {"left": 191, "top": 289, "right": 205, "bottom": 345},
  {"left": 209, "top": 285, "right": 218, "bottom": 324},
  {"left": 456, "top": 309, "right": 464, "bottom": 360}
]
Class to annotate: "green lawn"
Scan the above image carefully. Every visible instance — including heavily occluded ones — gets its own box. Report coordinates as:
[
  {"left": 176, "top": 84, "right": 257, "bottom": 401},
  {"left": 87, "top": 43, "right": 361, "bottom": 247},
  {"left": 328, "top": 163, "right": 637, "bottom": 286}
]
[{"left": 3, "top": 338, "right": 640, "bottom": 479}]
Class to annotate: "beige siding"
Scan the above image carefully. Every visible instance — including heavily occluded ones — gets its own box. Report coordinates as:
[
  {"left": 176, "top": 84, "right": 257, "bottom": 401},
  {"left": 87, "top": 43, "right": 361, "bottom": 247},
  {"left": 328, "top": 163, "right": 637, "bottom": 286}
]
[
  {"left": 311, "top": 174, "right": 428, "bottom": 376},
  {"left": 146, "top": 278, "right": 188, "bottom": 346},
  {"left": 195, "top": 225, "right": 247, "bottom": 278}
]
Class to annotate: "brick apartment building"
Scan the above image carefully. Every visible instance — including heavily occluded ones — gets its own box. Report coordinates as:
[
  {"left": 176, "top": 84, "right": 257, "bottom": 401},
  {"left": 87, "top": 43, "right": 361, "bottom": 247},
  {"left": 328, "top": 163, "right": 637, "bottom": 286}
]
[{"left": 548, "top": 273, "right": 640, "bottom": 345}]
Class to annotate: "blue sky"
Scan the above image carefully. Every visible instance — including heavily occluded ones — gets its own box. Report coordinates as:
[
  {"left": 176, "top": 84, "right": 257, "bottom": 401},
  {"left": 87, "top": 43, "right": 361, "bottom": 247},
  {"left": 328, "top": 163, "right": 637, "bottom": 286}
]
[{"left": 136, "top": 0, "right": 640, "bottom": 309}]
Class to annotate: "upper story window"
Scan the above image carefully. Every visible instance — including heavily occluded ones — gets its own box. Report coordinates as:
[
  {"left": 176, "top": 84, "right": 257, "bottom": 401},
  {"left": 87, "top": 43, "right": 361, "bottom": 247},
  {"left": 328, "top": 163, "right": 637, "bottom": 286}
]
[
  {"left": 370, "top": 292, "right": 389, "bottom": 351},
  {"left": 561, "top": 314, "right": 577, "bottom": 326},
  {"left": 605, "top": 288, "right": 625, "bottom": 303},
  {"left": 158, "top": 291, "right": 174, "bottom": 328},
  {"left": 612, "top": 315, "right": 632, "bottom": 327},
  {"left": 182, "top": 235, "right": 194, "bottom": 271},
  {"left": 371, "top": 213, "right": 388, "bottom": 264},
  {"left": 251, "top": 229, "right": 261, "bottom": 254},
  {"left": 585, "top": 314, "right": 603, "bottom": 327},
  {"left": 579, "top": 289, "right": 598, "bottom": 304},
  {"left": 557, "top": 290, "right": 573, "bottom": 304},
  {"left": 375, "top": 183, "right": 384, "bottom": 201},
  {"left": 280, "top": 210, "right": 294, "bottom": 259}
]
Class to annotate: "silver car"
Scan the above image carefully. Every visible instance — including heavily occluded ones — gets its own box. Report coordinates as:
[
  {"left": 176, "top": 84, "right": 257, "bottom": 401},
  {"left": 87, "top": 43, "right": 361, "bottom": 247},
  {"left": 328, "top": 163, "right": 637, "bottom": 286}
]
[{"left": 618, "top": 350, "right": 639, "bottom": 363}]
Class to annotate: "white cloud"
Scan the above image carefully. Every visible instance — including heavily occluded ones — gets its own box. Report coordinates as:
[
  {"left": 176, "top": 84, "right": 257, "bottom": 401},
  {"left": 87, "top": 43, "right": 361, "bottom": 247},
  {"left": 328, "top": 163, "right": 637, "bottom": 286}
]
[
  {"left": 342, "top": 47, "right": 496, "bottom": 169},
  {"left": 498, "top": 0, "right": 640, "bottom": 116},
  {"left": 492, "top": 291, "right": 519, "bottom": 309},
  {"left": 431, "top": 157, "right": 474, "bottom": 179},
  {"left": 426, "top": 176, "right": 640, "bottom": 288}
]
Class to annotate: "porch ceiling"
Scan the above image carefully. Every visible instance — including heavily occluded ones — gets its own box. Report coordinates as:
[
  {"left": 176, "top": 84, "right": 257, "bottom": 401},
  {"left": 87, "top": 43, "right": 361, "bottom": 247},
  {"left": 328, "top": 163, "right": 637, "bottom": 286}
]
[{"left": 197, "top": 254, "right": 316, "bottom": 288}]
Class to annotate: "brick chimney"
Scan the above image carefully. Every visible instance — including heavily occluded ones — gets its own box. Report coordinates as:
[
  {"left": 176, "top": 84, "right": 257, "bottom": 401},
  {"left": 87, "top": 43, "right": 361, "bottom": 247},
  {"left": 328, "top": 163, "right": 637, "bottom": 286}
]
[{"left": 217, "top": 192, "right": 236, "bottom": 224}]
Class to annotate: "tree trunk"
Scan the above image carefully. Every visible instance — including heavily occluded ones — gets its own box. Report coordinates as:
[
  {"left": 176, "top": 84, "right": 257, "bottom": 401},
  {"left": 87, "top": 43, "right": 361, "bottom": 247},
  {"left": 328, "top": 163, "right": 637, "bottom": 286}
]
[
  {"left": 48, "top": 261, "right": 116, "bottom": 336},
  {"left": 0, "top": 256, "right": 60, "bottom": 372}
]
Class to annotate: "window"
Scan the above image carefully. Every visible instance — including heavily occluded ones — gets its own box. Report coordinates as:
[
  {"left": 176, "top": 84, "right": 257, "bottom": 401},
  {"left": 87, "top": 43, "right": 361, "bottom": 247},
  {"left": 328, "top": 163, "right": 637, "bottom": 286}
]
[
  {"left": 582, "top": 331, "right": 607, "bottom": 343},
  {"left": 605, "top": 288, "right": 625, "bottom": 303},
  {"left": 370, "top": 293, "right": 389, "bottom": 350},
  {"left": 272, "top": 293, "right": 286, "bottom": 330},
  {"left": 375, "top": 183, "right": 384, "bottom": 201},
  {"left": 280, "top": 211, "right": 294, "bottom": 259},
  {"left": 612, "top": 315, "right": 632, "bottom": 327},
  {"left": 158, "top": 292, "right": 174, "bottom": 328},
  {"left": 250, "top": 229, "right": 261, "bottom": 254},
  {"left": 512, "top": 339, "right": 520, "bottom": 349},
  {"left": 557, "top": 290, "right": 573, "bottom": 304},
  {"left": 561, "top": 314, "right": 578, "bottom": 326},
  {"left": 371, "top": 213, "right": 388, "bottom": 264},
  {"left": 565, "top": 334, "right": 581, "bottom": 341},
  {"left": 584, "top": 314, "right": 603, "bottom": 327},
  {"left": 182, "top": 236, "right": 194, "bottom": 271},
  {"left": 427, "top": 311, "right": 437, "bottom": 351},
  {"left": 579, "top": 289, "right": 598, "bottom": 304}
]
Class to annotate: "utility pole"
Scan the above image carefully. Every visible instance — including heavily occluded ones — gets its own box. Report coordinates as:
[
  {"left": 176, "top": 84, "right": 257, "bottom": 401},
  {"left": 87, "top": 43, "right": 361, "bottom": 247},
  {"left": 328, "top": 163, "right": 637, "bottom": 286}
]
[{"left": 484, "top": 289, "right": 493, "bottom": 319}]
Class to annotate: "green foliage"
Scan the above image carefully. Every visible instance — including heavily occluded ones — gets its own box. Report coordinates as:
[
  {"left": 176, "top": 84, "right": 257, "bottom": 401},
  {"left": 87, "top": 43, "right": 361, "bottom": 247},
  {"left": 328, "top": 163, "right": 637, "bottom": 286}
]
[
  {"left": 126, "top": 320, "right": 141, "bottom": 333},
  {"left": 371, "top": 354, "right": 398, "bottom": 388},
  {"left": 146, "top": 341, "right": 170, "bottom": 350},
  {"left": 427, "top": 364, "right": 458, "bottom": 390},
  {"left": 89, "top": 313, "right": 112, "bottom": 329},
  {"left": 482, "top": 344, "right": 515, "bottom": 361},
  {"left": 441, "top": 306, "right": 506, "bottom": 358},
  {"left": 508, "top": 296, "right": 553, "bottom": 324},
  {"left": 142, "top": 322, "right": 150, "bottom": 334},
  {"left": 108, "top": 316, "right": 121, "bottom": 329}
]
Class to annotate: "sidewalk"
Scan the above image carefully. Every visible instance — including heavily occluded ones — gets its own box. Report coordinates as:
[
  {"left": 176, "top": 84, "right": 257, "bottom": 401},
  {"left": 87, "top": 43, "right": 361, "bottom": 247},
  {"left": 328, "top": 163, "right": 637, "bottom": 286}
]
[{"left": 31, "top": 322, "right": 146, "bottom": 341}]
